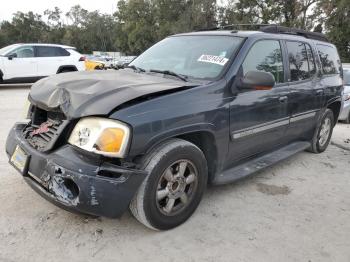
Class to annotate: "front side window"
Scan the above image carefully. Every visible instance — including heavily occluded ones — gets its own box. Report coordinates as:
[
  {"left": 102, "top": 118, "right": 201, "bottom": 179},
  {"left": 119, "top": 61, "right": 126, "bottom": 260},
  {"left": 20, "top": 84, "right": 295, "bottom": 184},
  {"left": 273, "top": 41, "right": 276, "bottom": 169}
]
[
  {"left": 242, "top": 40, "right": 284, "bottom": 83},
  {"left": 286, "top": 41, "right": 310, "bottom": 81},
  {"left": 8, "top": 46, "right": 34, "bottom": 58},
  {"left": 317, "top": 44, "right": 341, "bottom": 75},
  {"left": 130, "top": 35, "right": 243, "bottom": 79}
]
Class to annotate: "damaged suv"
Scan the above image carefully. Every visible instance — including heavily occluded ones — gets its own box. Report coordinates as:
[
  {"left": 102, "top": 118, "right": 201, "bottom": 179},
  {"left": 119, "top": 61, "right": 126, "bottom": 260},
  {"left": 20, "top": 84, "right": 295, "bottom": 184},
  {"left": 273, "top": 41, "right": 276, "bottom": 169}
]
[{"left": 6, "top": 26, "right": 343, "bottom": 230}]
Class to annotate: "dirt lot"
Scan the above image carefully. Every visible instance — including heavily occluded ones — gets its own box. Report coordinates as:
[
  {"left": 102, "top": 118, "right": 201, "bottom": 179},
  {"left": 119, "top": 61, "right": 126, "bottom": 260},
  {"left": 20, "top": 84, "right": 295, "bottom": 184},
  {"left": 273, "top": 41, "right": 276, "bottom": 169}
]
[{"left": 0, "top": 87, "right": 349, "bottom": 262}]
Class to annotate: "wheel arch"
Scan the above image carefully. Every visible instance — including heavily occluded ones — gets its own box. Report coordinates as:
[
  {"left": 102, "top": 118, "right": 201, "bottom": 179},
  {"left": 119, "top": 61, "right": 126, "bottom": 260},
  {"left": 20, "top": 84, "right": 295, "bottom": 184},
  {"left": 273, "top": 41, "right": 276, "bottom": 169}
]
[
  {"left": 327, "top": 100, "right": 342, "bottom": 124},
  {"left": 176, "top": 131, "right": 218, "bottom": 183},
  {"left": 56, "top": 65, "right": 78, "bottom": 73},
  {"left": 134, "top": 129, "right": 218, "bottom": 184},
  {"left": 0, "top": 69, "right": 3, "bottom": 82}
]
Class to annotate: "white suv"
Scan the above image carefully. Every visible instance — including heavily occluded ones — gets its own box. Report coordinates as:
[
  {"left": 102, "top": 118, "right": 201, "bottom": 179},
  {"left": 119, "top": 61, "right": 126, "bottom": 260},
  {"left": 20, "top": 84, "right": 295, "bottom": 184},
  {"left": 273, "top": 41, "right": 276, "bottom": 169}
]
[{"left": 0, "top": 43, "right": 86, "bottom": 83}]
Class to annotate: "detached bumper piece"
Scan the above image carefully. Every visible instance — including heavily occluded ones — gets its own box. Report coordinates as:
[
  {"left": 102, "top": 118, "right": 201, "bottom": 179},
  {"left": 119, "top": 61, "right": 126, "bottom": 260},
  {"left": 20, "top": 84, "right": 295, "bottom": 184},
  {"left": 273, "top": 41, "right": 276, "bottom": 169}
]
[{"left": 6, "top": 122, "right": 147, "bottom": 218}]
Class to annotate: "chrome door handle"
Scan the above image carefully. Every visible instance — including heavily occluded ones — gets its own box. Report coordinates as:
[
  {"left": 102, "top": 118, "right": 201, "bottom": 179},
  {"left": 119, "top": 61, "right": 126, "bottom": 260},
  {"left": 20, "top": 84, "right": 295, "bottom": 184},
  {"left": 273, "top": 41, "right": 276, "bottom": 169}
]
[
  {"left": 316, "top": 89, "right": 324, "bottom": 95},
  {"left": 279, "top": 96, "right": 288, "bottom": 103}
]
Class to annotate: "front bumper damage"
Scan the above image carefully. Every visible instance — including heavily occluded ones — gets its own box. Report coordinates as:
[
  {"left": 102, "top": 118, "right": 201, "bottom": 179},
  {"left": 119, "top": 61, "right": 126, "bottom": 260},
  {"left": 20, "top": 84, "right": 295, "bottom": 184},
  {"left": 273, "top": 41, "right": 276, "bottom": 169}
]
[{"left": 6, "top": 122, "right": 147, "bottom": 218}]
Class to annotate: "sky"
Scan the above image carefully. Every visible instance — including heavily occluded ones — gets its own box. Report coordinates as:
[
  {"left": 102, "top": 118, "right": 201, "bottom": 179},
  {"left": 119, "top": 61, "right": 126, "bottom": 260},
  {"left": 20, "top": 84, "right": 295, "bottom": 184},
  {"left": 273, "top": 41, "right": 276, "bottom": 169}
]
[{"left": 0, "top": 0, "right": 119, "bottom": 22}]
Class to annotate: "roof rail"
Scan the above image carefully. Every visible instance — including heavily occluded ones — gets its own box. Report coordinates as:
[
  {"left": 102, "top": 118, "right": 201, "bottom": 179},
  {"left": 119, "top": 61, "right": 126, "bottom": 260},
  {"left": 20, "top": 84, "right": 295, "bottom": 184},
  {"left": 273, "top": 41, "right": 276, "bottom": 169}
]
[
  {"left": 260, "top": 25, "right": 329, "bottom": 42},
  {"left": 195, "top": 23, "right": 274, "bottom": 32},
  {"left": 196, "top": 24, "right": 329, "bottom": 42}
]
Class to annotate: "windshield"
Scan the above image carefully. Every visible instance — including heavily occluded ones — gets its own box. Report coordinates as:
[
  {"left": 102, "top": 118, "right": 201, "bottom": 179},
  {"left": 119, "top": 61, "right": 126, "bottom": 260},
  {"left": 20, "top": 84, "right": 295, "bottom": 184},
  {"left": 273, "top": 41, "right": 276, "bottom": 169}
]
[
  {"left": 344, "top": 69, "right": 350, "bottom": 85},
  {"left": 0, "top": 44, "right": 19, "bottom": 56},
  {"left": 130, "top": 35, "right": 243, "bottom": 79}
]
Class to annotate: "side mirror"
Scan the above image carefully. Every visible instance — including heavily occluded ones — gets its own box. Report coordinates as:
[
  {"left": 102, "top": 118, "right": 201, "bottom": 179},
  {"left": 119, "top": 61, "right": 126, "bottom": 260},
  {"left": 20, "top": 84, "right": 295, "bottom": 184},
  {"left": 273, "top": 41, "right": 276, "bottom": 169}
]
[
  {"left": 237, "top": 70, "right": 275, "bottom": 91},
  {"left": 7, "top": 53, "right": 17, "bottom": 60}
]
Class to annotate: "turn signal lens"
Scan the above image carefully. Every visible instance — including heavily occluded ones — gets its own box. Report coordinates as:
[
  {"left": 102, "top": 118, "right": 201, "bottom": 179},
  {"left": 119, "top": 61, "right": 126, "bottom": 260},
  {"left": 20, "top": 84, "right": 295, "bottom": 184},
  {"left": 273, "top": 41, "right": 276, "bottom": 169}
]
[
  {"left": 95, "top": 128, "right": 125, "bottom": 153},
  {"left": 68, "top": 117, "right": 131, "bottom": 158}
]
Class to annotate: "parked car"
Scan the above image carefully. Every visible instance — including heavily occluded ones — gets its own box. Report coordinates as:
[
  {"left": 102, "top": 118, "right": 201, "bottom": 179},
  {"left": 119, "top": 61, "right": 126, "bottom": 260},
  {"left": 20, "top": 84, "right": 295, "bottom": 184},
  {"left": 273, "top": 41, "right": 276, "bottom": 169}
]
[
  {"left": 0, "top": 43, "right": 85, "bottom": 83},
  {"left": 339, "top": 64, "right": 350, "bottom": 123},
  {"left": 6, "top": 26, "right": 343, "bottom": 230},
  {"left": 85, "top": 55, "right": 115, "bottom": 69},
  {"left": 113, "top": 56, "right": 137, "bottom": 69},
  {"left": 85, "top": 56, "right": 105, "bottom": 71}
]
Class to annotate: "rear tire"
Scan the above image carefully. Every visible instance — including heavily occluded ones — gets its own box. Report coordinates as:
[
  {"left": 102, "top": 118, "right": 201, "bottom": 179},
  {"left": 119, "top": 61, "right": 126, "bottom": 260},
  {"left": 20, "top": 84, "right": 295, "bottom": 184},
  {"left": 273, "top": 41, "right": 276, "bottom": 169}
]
[
  {"left": 129, "top": 139, "right": 208, "bottom": 230},
  {"left": 308, "top": 109, "right": 334, "bottom": 153}
]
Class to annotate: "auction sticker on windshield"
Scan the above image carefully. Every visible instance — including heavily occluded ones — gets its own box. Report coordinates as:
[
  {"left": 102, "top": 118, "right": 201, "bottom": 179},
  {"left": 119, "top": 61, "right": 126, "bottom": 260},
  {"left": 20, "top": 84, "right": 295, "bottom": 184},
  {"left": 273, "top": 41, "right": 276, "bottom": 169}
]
[{"left": 197, "top": 54, "right": 229, "bottom": 66}]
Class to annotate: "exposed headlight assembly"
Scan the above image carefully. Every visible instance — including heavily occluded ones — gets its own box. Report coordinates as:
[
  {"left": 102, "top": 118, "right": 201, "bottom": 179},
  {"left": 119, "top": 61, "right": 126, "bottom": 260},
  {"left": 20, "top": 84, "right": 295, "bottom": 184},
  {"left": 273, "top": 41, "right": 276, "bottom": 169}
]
[{"left": 68, "top": 117, "right": 131, "bottom": 158}]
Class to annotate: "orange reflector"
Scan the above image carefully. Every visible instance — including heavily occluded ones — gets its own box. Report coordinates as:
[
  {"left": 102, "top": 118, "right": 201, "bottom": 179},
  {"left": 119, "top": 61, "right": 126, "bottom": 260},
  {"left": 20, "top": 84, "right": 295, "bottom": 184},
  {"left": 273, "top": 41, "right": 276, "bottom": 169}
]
[{"left": 95, "top": 128, "right": 125, "bottom": 153}]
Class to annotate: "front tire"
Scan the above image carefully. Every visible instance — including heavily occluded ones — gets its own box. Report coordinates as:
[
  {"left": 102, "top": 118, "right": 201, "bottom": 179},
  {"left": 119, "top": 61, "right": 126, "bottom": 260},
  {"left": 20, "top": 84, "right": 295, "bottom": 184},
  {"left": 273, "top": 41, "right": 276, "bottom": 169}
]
[
  {"left": 129, "top": 139, "right": 208, "bottom": 230},
  {"left": 309, "top": 109, "right": 334, "bottom": 153}
]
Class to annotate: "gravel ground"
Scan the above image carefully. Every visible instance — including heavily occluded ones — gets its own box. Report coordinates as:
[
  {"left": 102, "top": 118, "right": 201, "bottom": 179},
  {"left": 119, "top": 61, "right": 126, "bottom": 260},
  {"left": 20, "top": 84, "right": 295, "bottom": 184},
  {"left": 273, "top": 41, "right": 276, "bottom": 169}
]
[{"left": 0, "top": 87, "right": 349, "bottom": 262}]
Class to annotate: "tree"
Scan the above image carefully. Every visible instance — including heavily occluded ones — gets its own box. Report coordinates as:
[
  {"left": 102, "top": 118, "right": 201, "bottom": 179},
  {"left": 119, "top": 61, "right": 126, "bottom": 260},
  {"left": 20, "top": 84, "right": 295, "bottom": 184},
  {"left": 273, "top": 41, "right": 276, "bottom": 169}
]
[
  {"left": 315, "top": 0, "right": 350, "bottom": 62},
  {"left": 114, "top": 0, "right": 158, "bottom": 55}
]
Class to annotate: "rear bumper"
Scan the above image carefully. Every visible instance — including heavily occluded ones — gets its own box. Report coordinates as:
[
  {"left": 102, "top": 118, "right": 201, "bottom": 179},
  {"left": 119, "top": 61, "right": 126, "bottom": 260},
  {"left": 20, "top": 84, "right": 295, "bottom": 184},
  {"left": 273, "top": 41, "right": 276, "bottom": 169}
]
[{"left": 6, "top": 122, "right": 147, "bottom": 218}]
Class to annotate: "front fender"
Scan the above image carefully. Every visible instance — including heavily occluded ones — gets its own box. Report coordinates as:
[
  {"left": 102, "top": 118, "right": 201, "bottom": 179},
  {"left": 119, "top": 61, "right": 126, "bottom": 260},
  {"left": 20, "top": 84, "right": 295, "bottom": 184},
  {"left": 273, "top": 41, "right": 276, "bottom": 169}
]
[{"left": 142, "top": 123, "right": 217, "bottom": 155}]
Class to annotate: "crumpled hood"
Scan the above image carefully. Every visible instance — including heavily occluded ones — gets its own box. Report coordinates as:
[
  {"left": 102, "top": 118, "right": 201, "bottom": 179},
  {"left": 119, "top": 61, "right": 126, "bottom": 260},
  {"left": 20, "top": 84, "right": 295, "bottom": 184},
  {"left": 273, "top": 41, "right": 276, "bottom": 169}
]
[{"left": 29, "top": 70, "right": 196, "bottom": 119}]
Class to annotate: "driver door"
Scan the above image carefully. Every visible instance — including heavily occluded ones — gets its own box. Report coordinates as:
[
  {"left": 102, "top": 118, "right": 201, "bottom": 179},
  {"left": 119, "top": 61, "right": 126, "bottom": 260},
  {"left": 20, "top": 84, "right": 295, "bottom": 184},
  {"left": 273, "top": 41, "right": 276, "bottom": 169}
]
[
  {"left": 3, "top": 46, "right": 37, "bottom": 80},
  {"left": 227, "top": 39, "right": 290, "bottom": 165}
]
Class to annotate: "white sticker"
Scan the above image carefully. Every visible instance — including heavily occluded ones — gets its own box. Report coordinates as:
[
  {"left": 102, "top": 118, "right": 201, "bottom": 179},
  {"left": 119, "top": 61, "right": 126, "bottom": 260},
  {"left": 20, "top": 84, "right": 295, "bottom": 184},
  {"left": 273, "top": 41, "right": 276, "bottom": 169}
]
[{"left": 197, "top": 54, "right": 229, "bottom": 66}]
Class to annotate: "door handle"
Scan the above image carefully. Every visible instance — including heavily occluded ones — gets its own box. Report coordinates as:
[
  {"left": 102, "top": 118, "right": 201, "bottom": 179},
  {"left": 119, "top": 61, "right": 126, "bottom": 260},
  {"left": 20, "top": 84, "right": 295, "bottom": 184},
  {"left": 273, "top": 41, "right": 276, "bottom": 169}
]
[
  {"left": 279, "top": 96, "right": 288, "bottom": 103},
  {"left": 316, "top": 89, "right": 324, "bottom": 95}
]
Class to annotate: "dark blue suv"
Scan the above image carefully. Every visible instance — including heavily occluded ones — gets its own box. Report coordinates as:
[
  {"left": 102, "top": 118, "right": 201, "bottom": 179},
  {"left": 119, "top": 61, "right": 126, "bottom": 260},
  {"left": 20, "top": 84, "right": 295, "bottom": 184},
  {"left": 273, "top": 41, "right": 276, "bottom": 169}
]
[{"left": 6, "top": 26, "right": 343, "bottom": 230}]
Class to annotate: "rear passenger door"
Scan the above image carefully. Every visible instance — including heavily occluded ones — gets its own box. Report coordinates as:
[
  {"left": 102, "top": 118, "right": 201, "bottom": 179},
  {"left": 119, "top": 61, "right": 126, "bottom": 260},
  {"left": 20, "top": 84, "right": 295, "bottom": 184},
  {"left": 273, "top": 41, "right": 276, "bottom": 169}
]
[
  {"left": 35, "top": 46, "right": 70, "bottom": 76},
  {"left": 284, "top": 41, "right": 322, "bottom": 140},
  {"left": 228, "top": 39, "right": 290, "bottom": 164}
]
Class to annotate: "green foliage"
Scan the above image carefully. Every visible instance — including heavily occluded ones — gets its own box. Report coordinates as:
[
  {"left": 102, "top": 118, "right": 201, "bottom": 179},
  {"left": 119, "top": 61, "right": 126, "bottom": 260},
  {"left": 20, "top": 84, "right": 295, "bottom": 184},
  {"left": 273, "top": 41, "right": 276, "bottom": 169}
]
[
  {"left": 316, "top": 0, "right": 350, "bottom": 62},
  {"left": 0, "top": 0, "right": 349, "bottom": 61}
]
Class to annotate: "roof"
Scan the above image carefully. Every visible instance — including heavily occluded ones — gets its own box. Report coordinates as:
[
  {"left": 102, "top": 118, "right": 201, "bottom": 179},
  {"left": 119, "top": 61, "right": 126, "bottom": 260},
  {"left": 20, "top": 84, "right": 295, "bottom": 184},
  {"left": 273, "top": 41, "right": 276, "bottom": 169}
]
[
  {"left": 174, "top": 30, "right": 263, "bottom": 38},
  {"left": 16, "top": 43, "right": 76, "bottom": 49}
]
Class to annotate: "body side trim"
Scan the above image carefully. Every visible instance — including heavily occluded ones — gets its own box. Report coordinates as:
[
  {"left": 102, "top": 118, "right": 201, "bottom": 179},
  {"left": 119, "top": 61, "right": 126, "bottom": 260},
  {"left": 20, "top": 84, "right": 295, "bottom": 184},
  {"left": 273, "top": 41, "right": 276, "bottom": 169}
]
[{"left": 232, "top": 109, "right": 319, "bottom": 140}]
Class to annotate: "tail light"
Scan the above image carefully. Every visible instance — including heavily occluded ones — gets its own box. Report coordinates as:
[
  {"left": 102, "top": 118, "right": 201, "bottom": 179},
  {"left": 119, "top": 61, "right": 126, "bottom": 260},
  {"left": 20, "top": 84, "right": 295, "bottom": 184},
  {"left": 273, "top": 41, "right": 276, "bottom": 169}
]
[{"left": 79, "top": 56, "right": 86, "bottom": 62}]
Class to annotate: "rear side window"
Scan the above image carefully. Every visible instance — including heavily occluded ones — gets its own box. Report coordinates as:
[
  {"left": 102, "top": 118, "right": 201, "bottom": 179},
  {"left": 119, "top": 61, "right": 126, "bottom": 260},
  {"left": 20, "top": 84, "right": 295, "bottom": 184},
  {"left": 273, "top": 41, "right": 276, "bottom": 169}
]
[
  {"left": 36, "top": 46, "right": 70, "bottom": 57},
  {"left": 317, "top": 44, "right": 341, "bottom": 75},
  {"left": 286, "top": 41, "right": 313, "bottom": 81},
  {"left": 242, "top": 40, "right": 284, "bottom": 83},
  {"left": 306, "top": 44, "right": 316, "bottom": 75}
]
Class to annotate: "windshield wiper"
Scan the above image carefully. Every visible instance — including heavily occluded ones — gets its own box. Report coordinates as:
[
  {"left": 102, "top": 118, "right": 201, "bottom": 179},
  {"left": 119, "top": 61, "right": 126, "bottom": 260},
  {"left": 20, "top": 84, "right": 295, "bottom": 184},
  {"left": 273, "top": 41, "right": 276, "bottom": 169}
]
[
  {"left": 125, "top": 65, "right": 145, "bottom": 72},
  {"left": 149, "top": 69, "right": 188, "bottom": 82}
]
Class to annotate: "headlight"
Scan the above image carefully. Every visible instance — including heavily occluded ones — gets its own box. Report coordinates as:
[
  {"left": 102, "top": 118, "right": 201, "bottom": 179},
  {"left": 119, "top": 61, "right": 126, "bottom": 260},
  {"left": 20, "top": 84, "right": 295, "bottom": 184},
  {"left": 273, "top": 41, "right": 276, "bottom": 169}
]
[{"left": 68, "top": 117, "right": 131, "bottom": 158}]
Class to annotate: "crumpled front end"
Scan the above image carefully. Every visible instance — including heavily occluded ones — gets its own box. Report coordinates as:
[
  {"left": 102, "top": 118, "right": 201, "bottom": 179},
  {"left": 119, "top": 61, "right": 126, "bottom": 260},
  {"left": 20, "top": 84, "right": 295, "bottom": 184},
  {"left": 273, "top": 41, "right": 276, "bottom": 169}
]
[{"left": 6, "top": 117, "right": 147, "bottom": 218}]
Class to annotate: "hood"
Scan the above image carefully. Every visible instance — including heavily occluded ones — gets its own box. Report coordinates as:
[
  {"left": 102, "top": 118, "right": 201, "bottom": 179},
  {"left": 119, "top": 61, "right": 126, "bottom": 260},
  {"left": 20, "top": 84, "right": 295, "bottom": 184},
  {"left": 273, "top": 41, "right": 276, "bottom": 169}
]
[{"left": 29, "top": 70, "right": 196, "bottom": 119}]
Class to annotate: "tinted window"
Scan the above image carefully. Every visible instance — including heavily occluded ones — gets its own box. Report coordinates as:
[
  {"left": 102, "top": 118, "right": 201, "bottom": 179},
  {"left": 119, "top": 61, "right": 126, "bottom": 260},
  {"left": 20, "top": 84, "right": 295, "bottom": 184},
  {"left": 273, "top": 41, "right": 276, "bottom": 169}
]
[
  {"left": 286, "top": 41, "right": 310, "bottom": 81},
  {"left": 130, "top": 36, "right": 243, "bottom": 79},
  {"left": 36, "top": 46, "right": 70, "bottom": 57},
  {"left": 317, "top": 44, "right": 341, "bottom": 75},
  {"left": 242, "top": 40, "right": 284, "bottom": 83},
  {"left": 8, "top": 46, "right": 34, "bottom": 58},
  {"left": 306, "top": 44, "right": 316, "bottom": 75}
]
